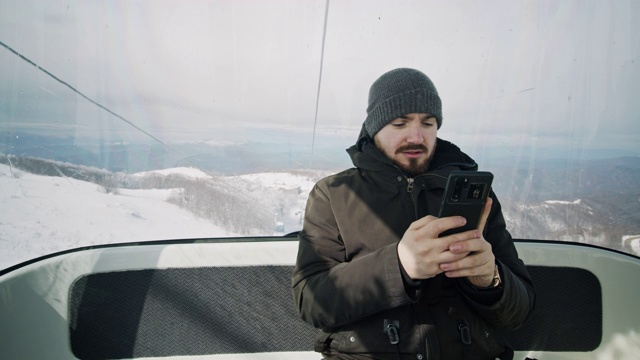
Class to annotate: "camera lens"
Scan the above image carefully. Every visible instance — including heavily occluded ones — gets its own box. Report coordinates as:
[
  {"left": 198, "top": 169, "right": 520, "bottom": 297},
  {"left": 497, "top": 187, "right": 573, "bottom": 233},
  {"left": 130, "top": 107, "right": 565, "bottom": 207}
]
[
  {"left": 468, "top": 183, "right": 485, "bottom": 200},
  {"left": 450, "top": 177, "right": 465, "bottom": 202}
]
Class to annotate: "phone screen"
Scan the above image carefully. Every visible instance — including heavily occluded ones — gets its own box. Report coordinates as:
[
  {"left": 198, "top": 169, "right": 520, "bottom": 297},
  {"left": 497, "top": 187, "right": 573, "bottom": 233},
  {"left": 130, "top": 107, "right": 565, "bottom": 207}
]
[{"left": 437, "top": 171, "right": 493, "bottom": 237}]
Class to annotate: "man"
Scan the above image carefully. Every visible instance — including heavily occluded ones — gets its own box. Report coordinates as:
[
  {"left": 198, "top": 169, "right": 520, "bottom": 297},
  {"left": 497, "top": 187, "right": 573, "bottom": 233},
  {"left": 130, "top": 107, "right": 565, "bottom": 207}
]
[{"left": 292, "top": 68, "right": 535, "bottom": 359}]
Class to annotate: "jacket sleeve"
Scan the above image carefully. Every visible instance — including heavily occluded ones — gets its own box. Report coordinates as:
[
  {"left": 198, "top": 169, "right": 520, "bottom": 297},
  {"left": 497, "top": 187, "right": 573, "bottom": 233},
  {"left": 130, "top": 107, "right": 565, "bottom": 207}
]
[
  {"left": 457, "top": 192, "right": 536, "bottom": 330},
  {"left": 291, "top": 182, "right": 415, "bottom": 330}
]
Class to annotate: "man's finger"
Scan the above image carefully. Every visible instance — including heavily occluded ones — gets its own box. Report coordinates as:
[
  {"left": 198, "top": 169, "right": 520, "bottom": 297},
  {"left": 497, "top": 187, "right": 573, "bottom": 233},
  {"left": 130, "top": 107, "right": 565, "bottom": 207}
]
[
  {"left": 476, "top": 197, "right": 493, "bottom": 232},
  {"left": 407, "top": 214, "right": 438, "bottom": 230},
  {"left": 410, "top": 214, "right": 466, "bottom": 236}
]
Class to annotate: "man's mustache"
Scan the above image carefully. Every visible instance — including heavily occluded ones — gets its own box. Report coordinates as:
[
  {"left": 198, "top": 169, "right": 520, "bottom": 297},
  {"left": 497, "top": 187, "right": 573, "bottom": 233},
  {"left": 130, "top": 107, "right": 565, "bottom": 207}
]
[{"left": 396, "top": 144, "right": 428, "bottom": 154}]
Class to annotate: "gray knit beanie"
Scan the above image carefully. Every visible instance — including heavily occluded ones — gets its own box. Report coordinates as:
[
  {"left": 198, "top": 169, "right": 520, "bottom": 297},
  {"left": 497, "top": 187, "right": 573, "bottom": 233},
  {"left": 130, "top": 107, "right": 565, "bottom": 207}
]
[{"left": 365, "top": 68, "right": 442, "bottom": 137}]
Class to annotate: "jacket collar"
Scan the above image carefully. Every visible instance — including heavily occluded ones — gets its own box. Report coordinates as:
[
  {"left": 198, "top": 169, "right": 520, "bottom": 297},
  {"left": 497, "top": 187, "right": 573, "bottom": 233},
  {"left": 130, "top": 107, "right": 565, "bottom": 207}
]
[{"left": 347, "top": 124, "right": 478, "bottom": 176}]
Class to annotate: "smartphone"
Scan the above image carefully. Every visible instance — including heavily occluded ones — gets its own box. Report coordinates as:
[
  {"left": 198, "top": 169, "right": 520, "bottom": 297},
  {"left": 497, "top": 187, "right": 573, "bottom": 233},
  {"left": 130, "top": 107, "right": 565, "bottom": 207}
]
[{"left": 437, "top": 171, "right": 493, "bottom": 237}]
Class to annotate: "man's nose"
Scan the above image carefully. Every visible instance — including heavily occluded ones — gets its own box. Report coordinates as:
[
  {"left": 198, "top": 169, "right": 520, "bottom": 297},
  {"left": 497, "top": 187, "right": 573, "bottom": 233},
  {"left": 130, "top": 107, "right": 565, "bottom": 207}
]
[{"left": 406, "top": 126, "right": 424, "bottom": 143}]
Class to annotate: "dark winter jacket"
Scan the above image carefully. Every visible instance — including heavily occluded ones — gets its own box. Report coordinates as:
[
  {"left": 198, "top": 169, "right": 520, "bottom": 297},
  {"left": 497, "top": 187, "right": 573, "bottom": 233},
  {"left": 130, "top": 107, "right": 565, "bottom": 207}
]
[{"left": 292, "top": 131, "right": 535, "bottom": 360}]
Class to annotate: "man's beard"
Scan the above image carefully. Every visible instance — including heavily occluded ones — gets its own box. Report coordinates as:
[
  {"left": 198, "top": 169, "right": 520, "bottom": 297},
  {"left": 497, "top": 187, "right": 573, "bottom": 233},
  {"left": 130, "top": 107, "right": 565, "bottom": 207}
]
[
  {"left": 375, "top": 141, "right": 437, "bottom": 177},
  {"left": 399, "top": 156, "right": 430, "bottom": 177}
]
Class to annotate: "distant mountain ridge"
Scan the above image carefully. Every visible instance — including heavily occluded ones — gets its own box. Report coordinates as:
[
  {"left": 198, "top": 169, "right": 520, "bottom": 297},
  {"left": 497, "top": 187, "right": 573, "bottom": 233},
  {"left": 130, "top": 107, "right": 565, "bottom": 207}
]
[
  {"left": 488, "top": 157, "right": 640, "bottom": 254},
  {"left": 0, "top": 130, "right": 353, "bottom": 174}
]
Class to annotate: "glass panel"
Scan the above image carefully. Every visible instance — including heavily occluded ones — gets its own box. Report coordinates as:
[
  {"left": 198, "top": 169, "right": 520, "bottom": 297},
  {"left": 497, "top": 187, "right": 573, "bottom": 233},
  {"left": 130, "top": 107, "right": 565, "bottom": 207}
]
[{"left": 1, "top": 0, "right": 638, "bottom": 269}]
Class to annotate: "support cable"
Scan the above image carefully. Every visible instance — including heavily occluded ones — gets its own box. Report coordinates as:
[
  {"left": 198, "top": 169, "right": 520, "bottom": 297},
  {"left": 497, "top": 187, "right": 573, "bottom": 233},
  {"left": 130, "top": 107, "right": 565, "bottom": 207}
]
[
  {"left": 310, "top": 0, "right": 330, "bottom": 169},
  {"left": 0, "top": 39, "right": 181, "bottom": 156}
]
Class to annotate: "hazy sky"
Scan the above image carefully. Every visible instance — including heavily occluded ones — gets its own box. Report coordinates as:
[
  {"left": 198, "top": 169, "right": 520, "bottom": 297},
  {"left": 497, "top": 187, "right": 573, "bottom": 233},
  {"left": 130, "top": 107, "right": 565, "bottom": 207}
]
[{"left": 1, "top": 0, "right": 639, "bottom": 158}]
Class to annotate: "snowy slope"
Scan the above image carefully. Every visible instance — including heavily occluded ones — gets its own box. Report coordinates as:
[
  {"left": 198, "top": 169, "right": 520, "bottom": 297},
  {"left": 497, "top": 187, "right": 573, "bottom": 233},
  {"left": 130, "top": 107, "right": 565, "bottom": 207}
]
[
  {"left": 0, "top": 164, "right": 325, "bottom": 270},
  {"left": 0, "top": 164, "right": 235, "bottom": 270}
]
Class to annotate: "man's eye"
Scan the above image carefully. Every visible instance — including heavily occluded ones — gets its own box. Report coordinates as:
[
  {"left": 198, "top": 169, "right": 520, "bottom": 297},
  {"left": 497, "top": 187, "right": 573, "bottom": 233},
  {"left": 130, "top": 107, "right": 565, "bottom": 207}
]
[
  {"left": 422, "top": 121, "right": 435, "bottom": 127},
  {"left": 391, "top": 123, "right": 405, "bottom": 127}
]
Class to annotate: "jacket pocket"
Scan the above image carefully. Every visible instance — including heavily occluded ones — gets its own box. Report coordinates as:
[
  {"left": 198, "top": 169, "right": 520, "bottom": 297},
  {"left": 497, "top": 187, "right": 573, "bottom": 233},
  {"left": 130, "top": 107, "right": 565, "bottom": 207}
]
[
  {"left": 429, "top": 294, "right": 511, "bottom": 359},
  {"left": 320, "top": 305, "right": 424, "bottom": 356}
]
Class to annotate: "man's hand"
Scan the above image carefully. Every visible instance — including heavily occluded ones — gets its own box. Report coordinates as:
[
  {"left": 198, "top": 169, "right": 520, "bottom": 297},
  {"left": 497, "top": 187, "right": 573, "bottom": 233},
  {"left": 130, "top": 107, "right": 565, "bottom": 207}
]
[
  {"left": 397, "top": 198, "right": 496, "bottom": 287},
  {"left": 439, "top": 198, "right": 496, "bottom": 287},
  {"left": 397, "top": 214, "right": 477, "bottom": 280}
]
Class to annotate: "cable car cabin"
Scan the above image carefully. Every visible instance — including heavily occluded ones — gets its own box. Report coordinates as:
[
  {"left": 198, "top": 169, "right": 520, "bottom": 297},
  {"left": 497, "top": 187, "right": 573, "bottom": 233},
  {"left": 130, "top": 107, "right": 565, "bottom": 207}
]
[{"left": 1, "top": 1, "right": 639, "bottom": 359}]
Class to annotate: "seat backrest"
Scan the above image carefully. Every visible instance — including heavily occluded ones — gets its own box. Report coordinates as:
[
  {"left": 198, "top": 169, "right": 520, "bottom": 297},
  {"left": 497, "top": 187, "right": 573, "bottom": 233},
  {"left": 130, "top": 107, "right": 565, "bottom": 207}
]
[
  {"left": 69, "top": 265, "right": 316, "bottom": 359},
  {"left": 68, "top": 265, "right": 602, "bottom": 359},
  {"left": 500, "top": 266, "right": 602, "bottom": 351}
]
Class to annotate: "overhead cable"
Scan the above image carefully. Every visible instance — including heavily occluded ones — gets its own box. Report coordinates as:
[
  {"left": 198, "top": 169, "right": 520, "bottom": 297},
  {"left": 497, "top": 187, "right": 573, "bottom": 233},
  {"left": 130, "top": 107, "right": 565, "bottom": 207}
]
[
  {"left": 0, "top": 39, "right": 181, "bottom": 156},
  {"left": 310, "top": 0, "right": 330, "bottom": 168}
]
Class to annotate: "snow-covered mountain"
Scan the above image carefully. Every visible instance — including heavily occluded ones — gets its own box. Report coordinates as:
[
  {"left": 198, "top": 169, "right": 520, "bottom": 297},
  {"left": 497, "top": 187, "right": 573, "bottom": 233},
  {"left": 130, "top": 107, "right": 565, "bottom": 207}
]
[
  {"left": 2, "top": 156, "right": 639, "bottom": 271},
  {"left": 0, "top": 163, "right": 324, "bottom": 270}
]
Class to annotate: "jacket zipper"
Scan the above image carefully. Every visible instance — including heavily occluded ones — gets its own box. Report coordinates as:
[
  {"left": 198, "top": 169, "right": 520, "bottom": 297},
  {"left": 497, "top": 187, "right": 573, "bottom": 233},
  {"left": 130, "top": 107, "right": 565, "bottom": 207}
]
[
  {"left": 406, "top": 177, "right": 414, "bottom": 193},
  {"left": 424, "top": 336, "right": 430, "bottom": 360}
]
